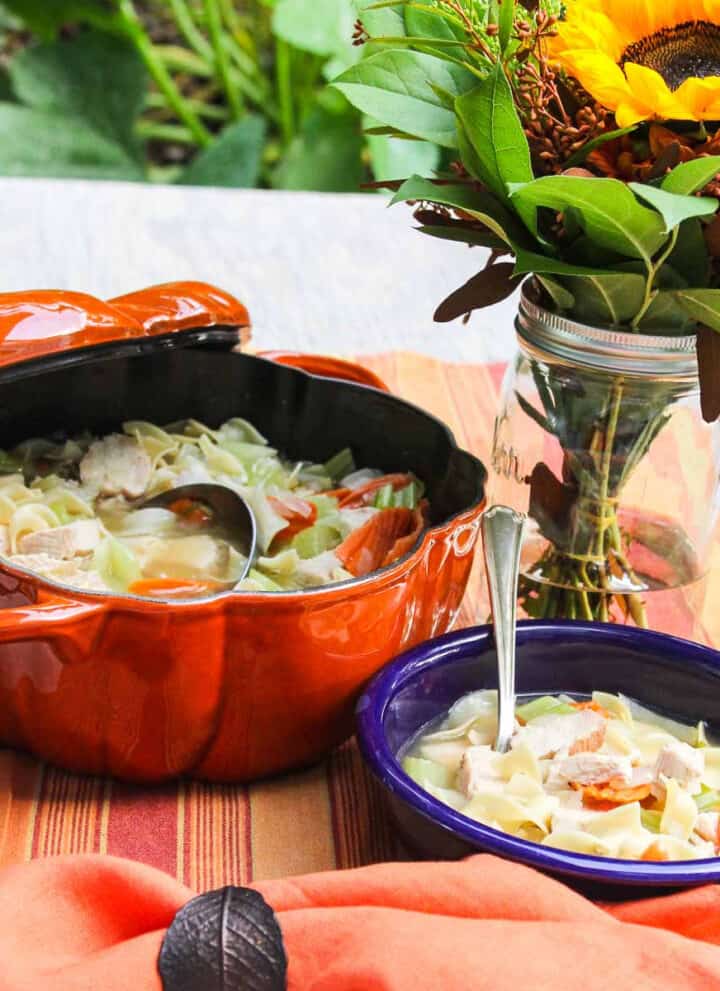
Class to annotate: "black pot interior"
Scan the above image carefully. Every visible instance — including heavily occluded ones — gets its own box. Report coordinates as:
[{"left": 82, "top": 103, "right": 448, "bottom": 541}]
[{"left": 0, "top": 345, "right": 486, "bottom": 525}]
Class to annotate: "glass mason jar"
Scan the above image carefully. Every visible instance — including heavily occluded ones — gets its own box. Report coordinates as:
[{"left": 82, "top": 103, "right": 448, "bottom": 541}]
[{"left": 490, "top": 281, "right": 720, "bottom": 641}]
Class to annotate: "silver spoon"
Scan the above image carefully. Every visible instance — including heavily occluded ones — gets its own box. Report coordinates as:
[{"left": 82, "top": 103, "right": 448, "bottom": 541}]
[
  {"left": 481, "top": 505, "right": 526, "bottom": 754},
  {"left": 140, "top": 483, "right": 257, "bottom": 586}
]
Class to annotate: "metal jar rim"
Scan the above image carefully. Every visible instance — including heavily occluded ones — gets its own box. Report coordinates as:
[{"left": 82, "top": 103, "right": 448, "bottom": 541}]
[{"left": 516, "top": 280, "right": 698, "bottom": 379}]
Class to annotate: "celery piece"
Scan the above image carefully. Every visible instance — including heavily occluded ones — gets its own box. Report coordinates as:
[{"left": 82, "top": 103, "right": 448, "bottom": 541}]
[
  {"left": 93, "top": 536, "right": 141, "bottom": 594},
  {"left": 394, "top": 481, "right": 418, "bottom": 509},
  {"left": 48, "top": 501, "right": 72, "bottom": 525},
  {"left": 292, "top": 523, "right": 341, "bottom": 559},
  {"left": 308, "top": 494, "right": 339, "bottom": 518},
  {"left": 245, "top": 568, "right": 284, "bottom": 592},
  {"left": 402, "top": 756, "right": 454, "bottom": 790},
  {"left": 324, "top": 447, "right": 355, "bottom": 481},
  {"left": 372, "top": 483, "right": 394, "bottom": 509},
  {"left": 695, "top": 788, "right": 720, "bottom": 813},
  {"left": 641, "top": 809, "right": 662, "bottom": 833},
  {"left": 515, "top": 695, "right": 575, "bottom": 722},
  {"left": 298, "top": 464, "right": 332, "bottom": 490}
]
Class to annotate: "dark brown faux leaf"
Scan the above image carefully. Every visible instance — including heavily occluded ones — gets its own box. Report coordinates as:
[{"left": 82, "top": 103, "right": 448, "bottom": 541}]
[
  {"left": 434, "top": 263, "right": 521, "bottom": 322},
  {"left": 697, "top": 325, "right": 720, "bottom": 422},
  {"left": 158, "top": 886, "right": 287, "bottom": 991},
  {"left": 646, "top": 142, "right": 681, "bottom": 180},
  {"left": 528, "top": 461, "right": 577, "bottom": 544}
]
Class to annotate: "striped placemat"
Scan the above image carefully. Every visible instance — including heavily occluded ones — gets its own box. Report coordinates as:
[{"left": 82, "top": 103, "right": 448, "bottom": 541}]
[{"left": 0, "top": 353, "right": 716, "bottom": 886}]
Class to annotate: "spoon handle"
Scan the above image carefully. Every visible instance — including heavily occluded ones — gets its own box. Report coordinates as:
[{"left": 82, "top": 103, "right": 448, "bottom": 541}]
[{"left": 482, "top": 505, "right": 525, "bottom": 754}]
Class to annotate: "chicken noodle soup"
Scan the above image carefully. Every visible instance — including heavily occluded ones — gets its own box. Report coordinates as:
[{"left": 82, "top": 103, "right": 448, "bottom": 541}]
[
  {"left": 0, "top": 419, "right": 427, "bottom": 598},
  {"left": 403, "top": 691, "right": 720, "bottom": 861}
]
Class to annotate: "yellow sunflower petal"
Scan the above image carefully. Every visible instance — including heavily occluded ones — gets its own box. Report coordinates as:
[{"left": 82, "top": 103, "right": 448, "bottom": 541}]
[
  {"left": 674, "top": 75, "right": 720, "bottom": 118},
  {"left": 550, "top": 7, "right": 626, "bottom": 63},
  {"left": 623, "top": 63, "right": 696, "bottom": 120},
  {"left": 557, "top": 51, "right": 635, "bottom": 111}
]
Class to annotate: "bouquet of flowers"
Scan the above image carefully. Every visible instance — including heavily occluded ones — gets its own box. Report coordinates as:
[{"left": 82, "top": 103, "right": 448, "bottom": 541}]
[{"left": 333, "top": 0, "right": 720, "bottom": 625}]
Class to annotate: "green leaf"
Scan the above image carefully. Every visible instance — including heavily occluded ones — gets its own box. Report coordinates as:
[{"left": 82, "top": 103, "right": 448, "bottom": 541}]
[
  {"left": 0, "top": 0, "right": 110, "bottom": 39},
  {"left": 498, "top": 0, "right": 514, "bottom": 51},
  {"left": 273, "top": 101, "right": 364, "bottom": 191},
  {"left": 537, "top": 275, "right": 574, "bottom": 310},
  {"left": 273, "top": 0, "right": 355, "bottom": 56},
  {"left": 628, "top": 181, "right": 717, "bottom": 232},
  {"left": 510, "top": 175, "right": 667, "bottom": 265},
  {"left": 9, "top": 31, "right": 145, "bottom": 157},
  {"left": 661, "top": 156, "right": 720, "bottom": 195},
  {"left": 334, "top": 49, "right": 476, "bottom": 147},
  {"left": 179, "top": 116, "right": 266, "bottom": 187},
  {"left": 0, "top": 103, "right": 142, "bottom": 179},
  {"left": 455, "top": 64, "right": 532, "bottom": 203},
  {"left": 674, "top": 289, "right": 720, "bottom": 332},
  {"left": 390, "top": 174, "right": 530, "bottom": 246},
  {"left": 666, "top": 219, "right": 709, "bottom": 287},
  {"left": 365, "top": 118, "right": 440, "bottom": 181},
  {"left": 560, "top": 272, "right": 647, "bottom": 325},
  {"left": 638, "top": 291, "right": 697, "bottom": 333},
  {"left": 404, "top": 0, "right": 467, "bottom": 57},
  {"left": 354, "top": 0, "right": 405, "bottom": 39},
  {"left": 513, "top": 248, "right": 612, "bottom": 277}
]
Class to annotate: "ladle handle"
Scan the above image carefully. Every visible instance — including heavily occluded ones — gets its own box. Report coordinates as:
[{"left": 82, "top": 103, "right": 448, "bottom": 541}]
[{"left": 482, "top": 506, "right": 525, "bottom": 754}]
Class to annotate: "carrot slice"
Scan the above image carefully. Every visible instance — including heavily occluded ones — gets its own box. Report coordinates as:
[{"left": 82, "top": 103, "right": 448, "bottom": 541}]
[
  {"left": 268, "top": 494, "right": 318, "bottom": 541},
  {"left": 382, "top": 501, "right": 427, "bottom": 566},
  {"left": 168, "top": 498, "right": 213, "bottom": 525},
  {"left": 579, "top": 782, "right": 652, "bottom": 807},
  {"left": 128, "top": 578, "right": 221, "bottom": 599},
  {"left": 321, "top": 487, "right": 352, "bottom": 502},
  {"left": 336, "top": 507, "right": 414, "bottom": 577},
  {"left": 571, "top": 700, "right": 613, "bottom": 719},
  {"left": 642, "top": 841, "right": 669, "bottom": 862},
  {"left": 339, "top": 474, "right": 414, "bottom": 509}
]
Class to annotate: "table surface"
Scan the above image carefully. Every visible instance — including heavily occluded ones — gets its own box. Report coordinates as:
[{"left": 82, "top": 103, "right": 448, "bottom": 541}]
[{"left": 1, "top": 177, "right": 518, "bottom": 363}]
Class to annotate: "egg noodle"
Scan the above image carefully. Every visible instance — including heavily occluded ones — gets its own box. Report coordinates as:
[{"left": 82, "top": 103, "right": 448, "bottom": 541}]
[{"left": 404, "top": 691, "right": 720, "bottom": 862}]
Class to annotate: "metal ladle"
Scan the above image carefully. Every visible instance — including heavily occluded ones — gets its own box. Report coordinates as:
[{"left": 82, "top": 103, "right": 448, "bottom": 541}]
[
  {"left": 481, "top": 505, "right": 526, "bottom": 754},
  {"left": 140, "top": 483, "right": 257, "bottom": 586}
]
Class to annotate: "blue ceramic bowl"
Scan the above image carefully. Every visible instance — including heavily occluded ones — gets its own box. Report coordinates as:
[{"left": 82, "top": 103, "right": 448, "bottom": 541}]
[{"left": 356, "top": 620, "right": 720, "bottom": 890}]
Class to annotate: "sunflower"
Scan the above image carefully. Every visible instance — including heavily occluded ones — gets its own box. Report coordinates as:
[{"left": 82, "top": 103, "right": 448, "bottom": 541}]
[{"left": 550, "top": 0, "right": 720, "bottom": 127}]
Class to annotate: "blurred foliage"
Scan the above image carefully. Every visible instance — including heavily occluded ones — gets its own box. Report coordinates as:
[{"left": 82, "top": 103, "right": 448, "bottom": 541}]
[{"left": 0, "top": 0, "right": 442, "bottom": 188}]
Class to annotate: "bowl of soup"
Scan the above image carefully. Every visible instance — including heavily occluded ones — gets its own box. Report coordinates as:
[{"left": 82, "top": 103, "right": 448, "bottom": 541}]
[
  {"left": 0, "top": 282, "right": 486, "bottom": 783},
  {"left": 356, "top": 621, "right": 720, "bottom": 888}
]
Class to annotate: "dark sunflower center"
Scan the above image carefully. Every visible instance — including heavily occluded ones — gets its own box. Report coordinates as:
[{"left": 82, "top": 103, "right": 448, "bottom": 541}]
[{"left": 621, "top": 20, "right": 720, "bottom": 90}]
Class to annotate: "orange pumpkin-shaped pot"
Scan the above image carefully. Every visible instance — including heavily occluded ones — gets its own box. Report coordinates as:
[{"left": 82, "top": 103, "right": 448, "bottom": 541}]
[{"left": 0, "top": 283, "right": 486, "bottom": 782}]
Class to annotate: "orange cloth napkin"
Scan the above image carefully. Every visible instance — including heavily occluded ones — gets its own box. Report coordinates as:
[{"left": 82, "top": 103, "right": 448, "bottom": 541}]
[{"left": 1, "top": 853, "right": 720, "bottom": 990}]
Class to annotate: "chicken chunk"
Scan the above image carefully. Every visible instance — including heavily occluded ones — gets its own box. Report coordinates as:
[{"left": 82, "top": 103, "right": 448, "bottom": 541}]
[
  {"left": 80, "top": 435, "right": 152, "bottom": 498},
  {"left": 694, "top": 812, "right": 720, "bottom": 845},
  {"left": 653, "top": 741, "right": 705, "bottom": 796},
  {"left": 18, "top": 519, "right": 102, "bottom": 559},
  {"left": 294, "top": 551, "right": 349, "bottom": 588},
  {"left": 0, "top": 524, "right": 9, "bottom": 556},
  {"left": 8, "top": 553, "right": 108, "bottom": 591},
  {"left": 457, "top": 746, "right": 501, "bottom": 798},
  {"left": 545, "top": 752, "right": 633, "bottom": 790},
  {"left": 512, "top": 710, "right": 606, "bottom": 760}
]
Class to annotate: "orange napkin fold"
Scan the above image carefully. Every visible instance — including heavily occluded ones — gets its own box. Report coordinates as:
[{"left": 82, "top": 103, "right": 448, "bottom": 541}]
[{"left": 1, "top": 853, "right": 720, "bottom": 990}]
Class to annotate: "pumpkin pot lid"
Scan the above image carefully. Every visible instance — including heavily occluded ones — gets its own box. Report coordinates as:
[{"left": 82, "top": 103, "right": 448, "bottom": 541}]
[{"left": 0, "top": 281, "right": 250, "bottom": 381}]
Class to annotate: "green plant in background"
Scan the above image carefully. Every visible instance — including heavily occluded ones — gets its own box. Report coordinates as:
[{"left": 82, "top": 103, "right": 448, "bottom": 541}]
[{"left": 0, "top": 0, "right": 441, "bottom": 187}]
